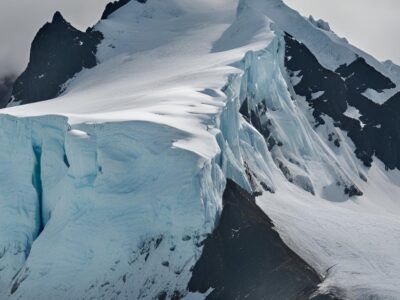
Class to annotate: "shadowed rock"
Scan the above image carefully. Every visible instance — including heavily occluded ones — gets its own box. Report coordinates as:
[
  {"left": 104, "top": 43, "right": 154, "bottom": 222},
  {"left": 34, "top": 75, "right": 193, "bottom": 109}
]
[
  {"left": 188, "top": 179, "right": 338, "bottom": 300},
  {"left": 10, "top": 11, "right": 103, "bottom": 106},
  {"left": 101, "top": 0, "right": 147, "bottom": 20},
  {"left": 284, "top": 33, "right": 400, "bottom": 170},
  {"left": 0, "top": 75, "right": 15, "bottom": 108}
]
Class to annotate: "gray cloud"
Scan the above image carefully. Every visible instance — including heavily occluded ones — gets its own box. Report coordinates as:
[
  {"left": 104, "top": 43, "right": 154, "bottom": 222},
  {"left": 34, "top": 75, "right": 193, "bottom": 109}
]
[{"left": 284, "top": 0, "right": 400, "bottom": 64}]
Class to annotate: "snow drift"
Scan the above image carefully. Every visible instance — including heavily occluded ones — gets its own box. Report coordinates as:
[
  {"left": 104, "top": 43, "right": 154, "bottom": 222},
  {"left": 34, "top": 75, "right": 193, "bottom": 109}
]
[{"left": 1, "top": 0, "right": 400, "bottom": 299}]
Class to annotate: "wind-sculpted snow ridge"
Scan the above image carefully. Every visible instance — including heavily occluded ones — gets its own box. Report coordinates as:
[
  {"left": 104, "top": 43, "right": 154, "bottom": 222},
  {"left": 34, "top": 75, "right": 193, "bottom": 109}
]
[
  {"left": 238, "top": 32, "right": 400, "bottom": 299},
  {"left": 238, "top": 37, "right": 363, "bottom": 200},
  {"left": 1, "top": 0, "right": 400, "bottom": 299},
  {"left": 239, "top": 0, "right": 400, "bottom": 104},
  {"left": 0, "top": 0, "right": 276, "bottom": 299}
]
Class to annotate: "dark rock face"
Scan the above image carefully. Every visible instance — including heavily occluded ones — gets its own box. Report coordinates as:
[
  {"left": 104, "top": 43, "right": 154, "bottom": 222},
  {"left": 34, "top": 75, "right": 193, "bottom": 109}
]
[
  {"left": 102, "top": 0, "right": 132, "bottom": 19},
  {"left": 284, "top": 34, "right": 400, "bottom": 170},
  {"left": 0, "top": 75, "right": 15, "bottom": 108},
  {"left": 101, "top": 0, "right": 146, "bottom": 20},
  {"left": 188, "top": 180, "right": 336, "bottom": 300},
  {"left": 336, "top": 57, "right": 395, "bottom": 92},
  {"left": 10, "top": 12, "right": 103, "bottom": 106},
  {"left": 239, "top": 98, "right": 276, "bottom": 150}
]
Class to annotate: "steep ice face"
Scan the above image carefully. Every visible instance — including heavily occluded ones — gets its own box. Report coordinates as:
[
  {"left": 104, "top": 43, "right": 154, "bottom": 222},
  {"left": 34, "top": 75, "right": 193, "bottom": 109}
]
[
  {"left": 237, "top": 36, "right": 362, "bottom": 200},
  {"left": 0, "top": 115, "right": 68, "bottom": 289},
  {"left": 285, "top": 33, "right": 400, "bottom": 171},
  {"left": 225, "top": 20, "right": 400, "bottom": 298},
  {"left": 0, "top": 116, "right": 228, "bottom": 299},
  {"left": 0, "top": 73, "right": 278, "bottom": 299},
  {"left": 0, "top": 117, "right": 40, "bottom": 287},
  {"left": 241, "top": 0, "right": 398, "bottom": 86},
  {"left": 0, "top": 2, "right": 279, "bottom": 297},
  {"left": 1, "top": 0, "right": 400, "bottom": 299},
  {"left": 0, "top": 6, "right": 276, "bottom": 294}
]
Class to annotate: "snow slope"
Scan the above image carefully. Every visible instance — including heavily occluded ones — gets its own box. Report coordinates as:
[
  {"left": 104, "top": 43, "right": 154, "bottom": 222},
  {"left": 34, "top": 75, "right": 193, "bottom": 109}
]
[
  {"left": 259, "top": 160, "right": 400, "bottom": 299},
  {"left": 1, "top": 0, "right": 400, "bottom": 299},
  {"left": 0, "top": 0, "right": 275, "bottom": 299}
]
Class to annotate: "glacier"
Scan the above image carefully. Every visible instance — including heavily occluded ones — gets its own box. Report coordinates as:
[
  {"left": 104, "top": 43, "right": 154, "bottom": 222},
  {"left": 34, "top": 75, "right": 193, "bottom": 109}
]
[
  {"left": 0, "top": 115, "right": 227, "bottom": 299},
  {"left": 1, "top": 0, "right": 400, "bottom": 299}
]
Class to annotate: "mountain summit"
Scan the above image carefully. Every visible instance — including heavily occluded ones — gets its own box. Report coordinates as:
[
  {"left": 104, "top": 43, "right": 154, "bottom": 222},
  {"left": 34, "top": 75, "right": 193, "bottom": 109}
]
[
  {"left": 8, "top": 11, "right": 103, "bottom": 106},
  {"left": 1, "top": 0, "right": 400, "bottom": 299}
]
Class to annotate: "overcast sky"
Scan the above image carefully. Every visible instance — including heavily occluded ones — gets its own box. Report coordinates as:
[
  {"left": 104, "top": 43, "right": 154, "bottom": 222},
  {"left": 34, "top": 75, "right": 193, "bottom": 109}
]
[
  {"left": 0, "top": 0, "right": 399, "bottom": 79},
  {"left": 285, "top": 0, "right": 400, "bottom": 64}
]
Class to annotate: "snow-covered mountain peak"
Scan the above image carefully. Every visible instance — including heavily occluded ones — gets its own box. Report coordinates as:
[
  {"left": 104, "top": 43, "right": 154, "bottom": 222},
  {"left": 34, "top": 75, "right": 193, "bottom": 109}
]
[
  {"left": 3, "top": 0, "right": 272, "bottom": 159},
  {"left": 1, "top": 0, "right": 400, "bottom": 299}
]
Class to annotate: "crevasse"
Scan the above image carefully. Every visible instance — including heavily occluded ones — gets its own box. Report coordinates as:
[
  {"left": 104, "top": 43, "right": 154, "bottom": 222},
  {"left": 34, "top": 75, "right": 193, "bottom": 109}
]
[
  {"left": 0, "top": 115, "right": 68, "bottom": 287},
  {"left": 0, "top": 115, "right": 226, "bottom": 298},
  {"left": 234, "top": 34, "right": 364, "bottom": 200},
  {"left": 0, "top": 33, "right": 358, "bottom": 298},
  {"left": 0, "top": 35, "right": 284, "bottom": 298}
]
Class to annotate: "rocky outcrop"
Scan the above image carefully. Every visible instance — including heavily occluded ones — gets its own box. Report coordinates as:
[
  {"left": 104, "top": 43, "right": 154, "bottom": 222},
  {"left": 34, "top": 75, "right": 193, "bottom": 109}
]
[
  {"left": 9, "top": 12, "right": 103, "bottom": 106},
  {"left": 101, "top": 0, "right": 146, "bottom": 20},
  {"left": 188, "top": 180, "right": 338, "bottom": 300},
  {"left": 0, "top": 75, "right": 15, "bottom": 108},
  {"left": 285, "top": 33, "right": 400, "bottom": 170}
]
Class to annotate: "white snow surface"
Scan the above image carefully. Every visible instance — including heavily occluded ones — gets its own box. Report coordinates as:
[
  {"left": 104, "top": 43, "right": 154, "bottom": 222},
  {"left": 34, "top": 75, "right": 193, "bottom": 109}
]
[
  {"left": 258, "top": 159, "right": 400, "bottom": 299},
  {"left": 362, "top": 87, "right": 399, "bottom": 105},
  {"left": 343, "top": 105, "right": 365, "bottom": 127},
  {"left": 0, "top": 1, "right": 273, "bottom": 299},
  {"left": 383, "top": 60, "right": 400, "bottom": 83},
  {"left": 0, "top": 0, "right": 400, "bottom": 299}
]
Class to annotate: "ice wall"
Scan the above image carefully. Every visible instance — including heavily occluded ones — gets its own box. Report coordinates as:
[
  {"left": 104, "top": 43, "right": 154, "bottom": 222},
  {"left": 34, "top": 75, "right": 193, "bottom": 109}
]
[
  {"left": 236, "top": 35, "right": 363, "bottom": 200},
  {"left": 0, "top": 38, "right": 281, "bottom": 300},
  {"left": 0, "top": 33, "right": 368, "bottom": 299},
  {"left": 0, "top": 115, "right": 228, "bottom": 299},
  {"left": 0, "top": 115, "right": 68, "bottom": 287}
]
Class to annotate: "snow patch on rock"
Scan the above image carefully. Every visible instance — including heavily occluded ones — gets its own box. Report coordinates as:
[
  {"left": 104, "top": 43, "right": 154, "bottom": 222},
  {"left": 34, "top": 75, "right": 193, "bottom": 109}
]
[
  {"left": 343, "top": 105, "right": 365, "bottom": 127},
  {"left": 362, "top": 87, "right": 398, "bottom": 105}
]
